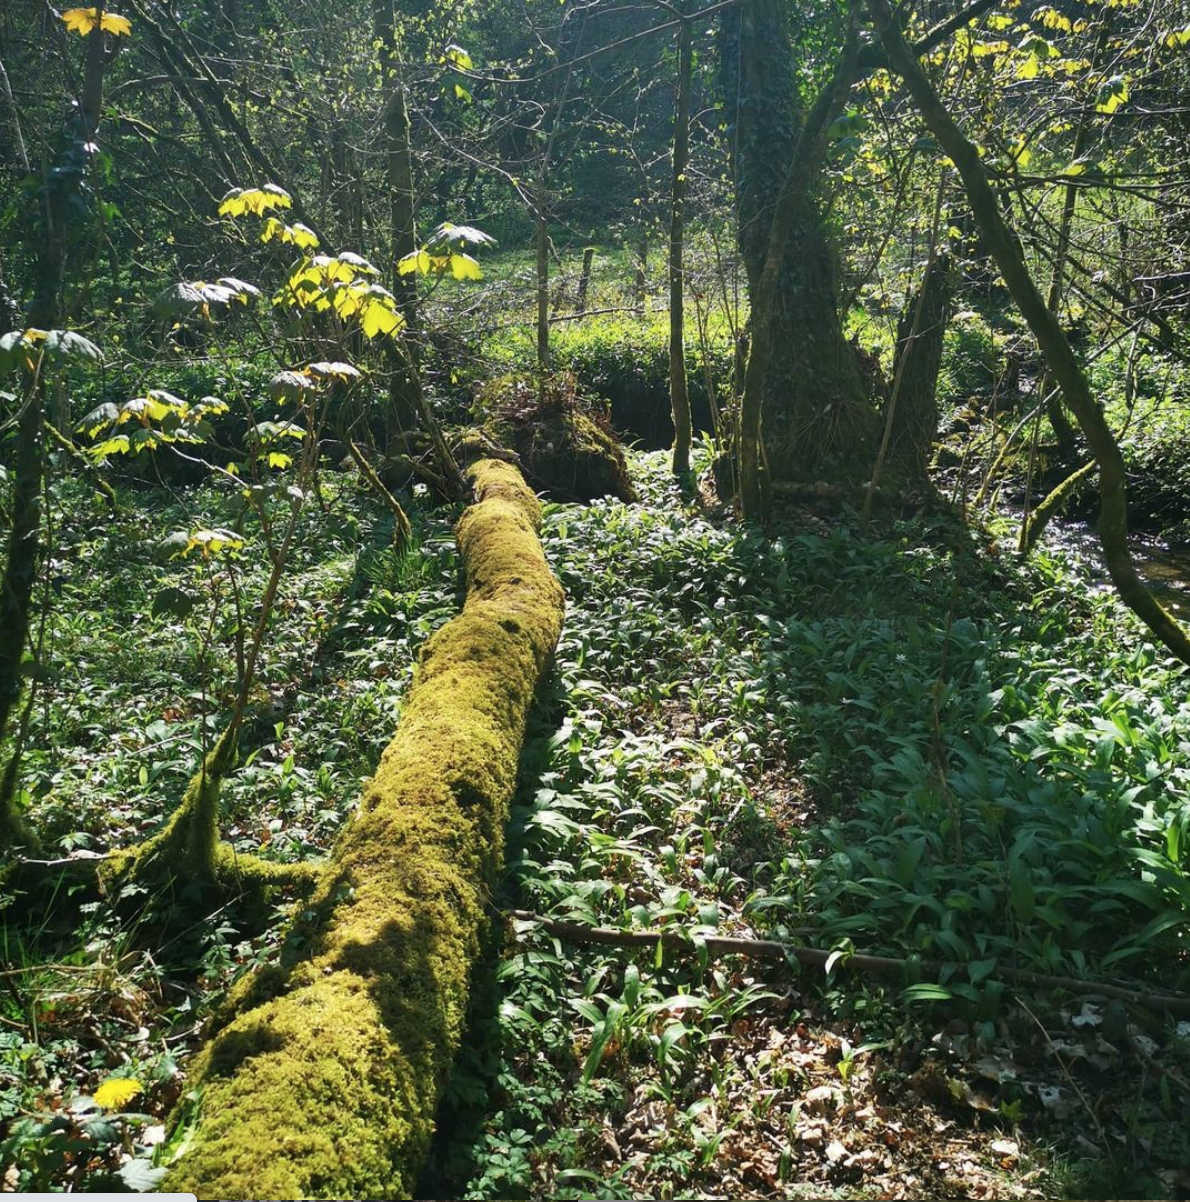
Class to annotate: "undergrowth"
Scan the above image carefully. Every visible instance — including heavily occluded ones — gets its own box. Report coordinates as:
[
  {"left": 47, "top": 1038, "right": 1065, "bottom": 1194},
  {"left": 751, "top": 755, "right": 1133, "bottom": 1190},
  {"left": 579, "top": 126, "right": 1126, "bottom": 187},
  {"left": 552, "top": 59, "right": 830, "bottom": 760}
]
[{"left": 435, "top": 449, "right": 1190, "bottom": 1201}]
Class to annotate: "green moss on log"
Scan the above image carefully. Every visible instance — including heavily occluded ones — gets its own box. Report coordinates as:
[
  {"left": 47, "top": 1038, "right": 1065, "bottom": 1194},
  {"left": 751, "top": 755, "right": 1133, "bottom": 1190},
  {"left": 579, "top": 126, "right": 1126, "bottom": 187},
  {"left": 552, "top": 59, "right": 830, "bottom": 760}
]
[
  {"left": 165, "top": 459, "right": 565, "bottom": 1200},
  {"left": 101, "top": 725, "right": 238, "bottom": 887}
]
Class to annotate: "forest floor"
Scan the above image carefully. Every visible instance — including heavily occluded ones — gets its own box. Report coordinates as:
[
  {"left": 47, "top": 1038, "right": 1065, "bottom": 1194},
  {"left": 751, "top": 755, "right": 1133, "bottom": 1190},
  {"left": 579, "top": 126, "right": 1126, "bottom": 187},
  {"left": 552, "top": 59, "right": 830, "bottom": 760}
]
[{"left": 3, "top": 448, "right": 1190, "bottom": 1198}]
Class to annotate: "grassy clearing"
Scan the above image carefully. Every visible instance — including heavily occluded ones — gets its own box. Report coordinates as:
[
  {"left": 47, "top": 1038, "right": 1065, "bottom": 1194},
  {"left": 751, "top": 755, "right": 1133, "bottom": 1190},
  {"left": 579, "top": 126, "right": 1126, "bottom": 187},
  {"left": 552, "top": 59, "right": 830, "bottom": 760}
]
[{"left": 430, "top": 449, "right": 1190, "bottom": 1201}]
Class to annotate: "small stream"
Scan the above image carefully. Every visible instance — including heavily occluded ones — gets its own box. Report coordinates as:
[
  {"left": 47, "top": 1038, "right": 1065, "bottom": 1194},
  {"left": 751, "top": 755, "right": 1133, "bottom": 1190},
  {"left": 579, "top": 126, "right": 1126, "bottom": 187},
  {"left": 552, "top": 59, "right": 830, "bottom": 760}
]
[{"left": 1039, "top": 517, "right": 1190, "bottom": 619}]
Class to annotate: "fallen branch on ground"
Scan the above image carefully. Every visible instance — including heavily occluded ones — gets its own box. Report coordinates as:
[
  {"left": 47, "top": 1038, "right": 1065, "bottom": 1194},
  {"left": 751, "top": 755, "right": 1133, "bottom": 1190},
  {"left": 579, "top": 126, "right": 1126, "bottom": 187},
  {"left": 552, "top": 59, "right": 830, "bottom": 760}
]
[
  {"left": 164, "top": 461, "right": 566, "bottom": 1200},
  {"left": 509, "top": 911, "right": 1190, "bottom": 1017}
]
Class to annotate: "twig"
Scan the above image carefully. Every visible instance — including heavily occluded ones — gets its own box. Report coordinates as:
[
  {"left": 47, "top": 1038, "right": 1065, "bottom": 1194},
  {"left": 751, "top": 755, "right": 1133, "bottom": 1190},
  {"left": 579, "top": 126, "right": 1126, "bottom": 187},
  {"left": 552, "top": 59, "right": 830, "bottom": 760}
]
[
  {"left": 549, "top": 306, "right": 644, "bottom": 324},
  {"left": 346, "top": 439, "right": 413, "bottom": 549},
  {"left": 508, "top": 911, "right": 1190, "bottom": 1016}
]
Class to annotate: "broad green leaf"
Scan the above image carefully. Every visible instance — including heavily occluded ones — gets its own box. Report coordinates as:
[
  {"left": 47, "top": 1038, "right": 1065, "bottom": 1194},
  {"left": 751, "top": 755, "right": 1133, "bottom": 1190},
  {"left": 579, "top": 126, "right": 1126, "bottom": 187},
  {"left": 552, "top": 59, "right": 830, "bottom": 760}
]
[
  {"left": 306, "top": 361, "right": 361, "bottom": 381},
  {"left": 151, "top": 587, "right": 196, "bottom": 620},
  {"left": 1009, "top": 861, "right": 1036, "bottom": 921},
  {"left": 269, "top": 370, "right": 315, "bottom": 403},
  {"left": 902, "top": 983, "right": 953, "bottom": 1002}
]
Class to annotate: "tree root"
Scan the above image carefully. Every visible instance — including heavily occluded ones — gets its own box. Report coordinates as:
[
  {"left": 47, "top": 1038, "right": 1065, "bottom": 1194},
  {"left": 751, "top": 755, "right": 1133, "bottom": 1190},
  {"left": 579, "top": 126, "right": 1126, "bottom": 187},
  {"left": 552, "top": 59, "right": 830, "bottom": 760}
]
[
  {"left": 509, "top": 911, "right": 1190, "bottom": 1018},
  {"left": 163, "top": 460, "right": 565, "bottom": 1200}
]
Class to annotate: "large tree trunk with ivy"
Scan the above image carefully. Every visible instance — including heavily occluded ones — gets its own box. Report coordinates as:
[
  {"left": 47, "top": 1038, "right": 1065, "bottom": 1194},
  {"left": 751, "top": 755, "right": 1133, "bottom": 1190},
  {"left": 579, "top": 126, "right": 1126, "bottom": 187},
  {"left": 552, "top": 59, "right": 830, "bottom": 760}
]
[
  {"left": 164, "top": 460, "right": 565, "bottom": 1199},
  {"left": 720, "top": 0, "right": 880, "bottom": 489}
]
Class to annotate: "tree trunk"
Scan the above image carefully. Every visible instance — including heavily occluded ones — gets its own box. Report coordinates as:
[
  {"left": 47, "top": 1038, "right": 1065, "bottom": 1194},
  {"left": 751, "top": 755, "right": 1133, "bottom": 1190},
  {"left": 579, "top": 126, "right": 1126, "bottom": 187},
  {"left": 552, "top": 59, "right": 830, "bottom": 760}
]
[
  {"left": 374, "top": 0, "right": 420, "bottom": 433},
  {"left": 720, "top": 0, "right": 880, "bottom": 487},
  {"left": 887, "top": 252, "right": 952, "bottom": 482},
  {"left": 164, "top": 461, "right": 565, "bottom": 1199},
  {"left": 575, "top": 245, "right": 595, "bottom": 315},
  {"left": 872, "top": 0, "right": 1190, "bottom": 667},
  {"left": 669, "top": 12, "right": 693, "bottom": 476},
  {"left": 1, "top": 20, "right": 110, "bottom": 851},
  {"left": 536, "top": 180, "right": 550, "bottom": 377}
]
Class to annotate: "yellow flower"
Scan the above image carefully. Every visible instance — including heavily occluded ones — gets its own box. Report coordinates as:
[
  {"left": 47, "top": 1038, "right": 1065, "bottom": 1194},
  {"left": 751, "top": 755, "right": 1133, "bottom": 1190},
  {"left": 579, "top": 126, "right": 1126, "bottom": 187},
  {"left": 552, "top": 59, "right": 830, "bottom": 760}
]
[{"left": 92, "top": 1077, "right": 143, "bottom": 1111}]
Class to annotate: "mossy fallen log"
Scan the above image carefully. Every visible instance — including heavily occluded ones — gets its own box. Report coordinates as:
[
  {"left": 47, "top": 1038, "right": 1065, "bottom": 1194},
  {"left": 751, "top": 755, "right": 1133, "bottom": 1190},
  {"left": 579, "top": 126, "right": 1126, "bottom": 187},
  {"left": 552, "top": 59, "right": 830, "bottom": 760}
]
[{"left": 164, "top": 459, "right": 565, "bottom": 1200}]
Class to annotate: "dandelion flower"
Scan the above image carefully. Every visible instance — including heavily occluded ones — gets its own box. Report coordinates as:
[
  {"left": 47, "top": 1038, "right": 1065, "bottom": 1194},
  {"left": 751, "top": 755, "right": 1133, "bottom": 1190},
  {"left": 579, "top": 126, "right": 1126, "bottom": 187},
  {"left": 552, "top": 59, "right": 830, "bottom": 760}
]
[{"left": 93, "top": 1077, "right": 143, "bottom": 1111}]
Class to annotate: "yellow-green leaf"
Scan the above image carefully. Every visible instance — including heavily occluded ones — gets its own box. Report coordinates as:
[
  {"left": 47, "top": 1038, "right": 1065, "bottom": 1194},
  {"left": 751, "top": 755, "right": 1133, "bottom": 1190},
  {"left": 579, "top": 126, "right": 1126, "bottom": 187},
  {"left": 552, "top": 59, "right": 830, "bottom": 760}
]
[
  {"left": 62, "top": 8, "right": 132, "bottom": 36},
  {"left": 218, "top": 184, "right": 292, "bottom": 218},
  {"left": 183, "top": 529, "right": 245, "bottom": 559},
  {"left": 360, "top": 299, "right": 403, "bottom": 338},
  {"left": 445, "top": 43, "right": 473, "bottom": 70},
  {"left": 449, "top": 252, "right": 483, "bottom": 281},
  {"left": 398, "top": 249, "right": 433, "bottom": 275},
  {"left": 1095, "top": 75, "right": 1130, "bottom": 113}
]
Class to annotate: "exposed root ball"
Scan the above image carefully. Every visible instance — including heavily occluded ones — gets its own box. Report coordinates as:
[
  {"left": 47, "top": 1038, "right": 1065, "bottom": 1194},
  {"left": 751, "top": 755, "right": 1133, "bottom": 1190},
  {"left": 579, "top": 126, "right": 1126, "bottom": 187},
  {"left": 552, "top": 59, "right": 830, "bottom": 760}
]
[{"left": 477, "top": 372, "right": 637, "bottom": 503}]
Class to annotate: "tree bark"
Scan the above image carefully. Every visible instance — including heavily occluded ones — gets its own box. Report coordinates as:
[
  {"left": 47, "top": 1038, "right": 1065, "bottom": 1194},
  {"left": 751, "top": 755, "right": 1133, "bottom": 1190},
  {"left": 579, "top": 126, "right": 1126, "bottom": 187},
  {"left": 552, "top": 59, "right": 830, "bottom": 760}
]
[
  {"left": 872, "top": 0, "right": 1190, "bottom": 667},
  {"left": 536, "top": 179, "right": 550, "bottom": 378},
  {"left": 374, "top": 0, "right": 420, "bottom": 432},
  {"left": 668, "top": 11, "right": 693, "bottom": 476},
  {"left": 720, "top": 0, "right": 879, "bottom": 495},
  {"left": 1, "top": 17, "right": 111, "bottom": 851},
  {"left": 887, "top": 251, "right": 953, "bottom": 483}
]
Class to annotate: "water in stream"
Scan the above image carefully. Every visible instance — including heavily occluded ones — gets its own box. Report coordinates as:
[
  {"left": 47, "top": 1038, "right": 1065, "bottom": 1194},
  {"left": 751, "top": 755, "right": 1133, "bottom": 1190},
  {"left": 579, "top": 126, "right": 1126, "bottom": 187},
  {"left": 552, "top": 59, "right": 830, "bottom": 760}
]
[{"left": 1037, "top": 517, "right": 1190, "bottom": 619}]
